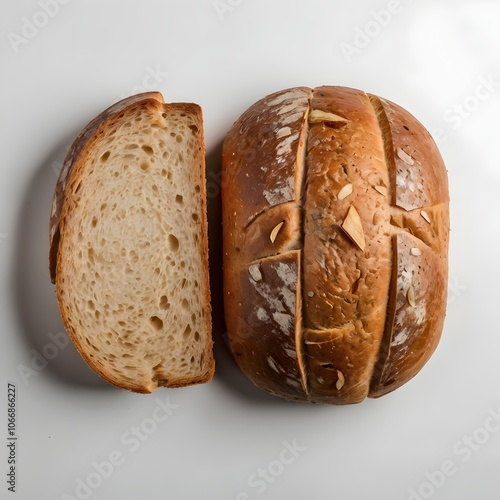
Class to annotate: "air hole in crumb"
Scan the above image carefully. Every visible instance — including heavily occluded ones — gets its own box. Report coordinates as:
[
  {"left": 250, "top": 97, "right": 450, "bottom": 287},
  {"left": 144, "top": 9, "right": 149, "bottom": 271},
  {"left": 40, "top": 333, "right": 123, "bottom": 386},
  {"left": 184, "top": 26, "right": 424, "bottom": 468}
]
[
  {"left": 181, "top": 298, "right": 189, "bottom": 309},
  {"left": 194, "top": 331, "right": 200, "bottom": 342},
  {"left": 194, "top": 185, "right": 201, "bottom": 193},
  {"left": 162, "top": 112, "right": 167, "bottom": 119},
  {"left": 189, "top": 124, "right": 199, "bottom": 134},
  {"left": 100, "top": 151, "right": 111, "bottom": 162},
  {"left": 150, "top": 316, "right": 163, "bottom": 330},
  {"left": 141, "top": 145, "right": 154, "bottom": 155},
  {"left": 168, "top": 234, "right": 179, "bottom": 251},
  {"left": 181, "top": 278, "right": 187, "bottom": 289},
  {"left": 175, "top": 194, "right": 183, "bottom": 204},
  {"left": 183, "top": 324, "right": 192, "bottom": 339},
  {"left": 151, "top": 361, "right": 163, "bottom": 370},
  {"left": 321, "top": 363, "right": 334, "bottom": 369},
  {"left": 91, "top": 217, "right": 98, "bottom": 227},
  {"left": 152, "top": 184, "right": 158, "bottom": 192},
  {"left": 87, "top": 248, "right": 95, "bottom": 264},
  {"left": 141, "top": 162, "right": 149, "bottom": 171},
  {"left": 191, "top": 213, "right": 198, "bottom": 222},
  {"left": 161, "top": 168, "right": 168, "bottom": 177},
  {"left": 154, "top": 267, "right": 160, "bottom": 275},
  {"left": 180, "top": 261, "right": 185, "bottom": 268},
  {"left": 159, "top": 295, "right": 170, "bottom": 310}
]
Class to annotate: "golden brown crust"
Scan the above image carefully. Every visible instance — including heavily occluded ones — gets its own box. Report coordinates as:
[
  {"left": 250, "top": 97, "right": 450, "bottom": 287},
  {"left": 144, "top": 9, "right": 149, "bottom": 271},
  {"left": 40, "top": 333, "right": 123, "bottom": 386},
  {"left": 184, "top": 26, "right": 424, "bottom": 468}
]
[
  {"left": 303, "top": 86, "right": 392, "bottom": 404},
  {"left": 366, "top": 95, "right": 449, "bottom": 397},
  {"left": 225, "top": 252, "right": 308, "bottom": 401},
  {"left": 369, "top": 230, "right": 448, "bottom": 397},
  {"left": 222, "top": 88, "right": 312, "bottom": 401},
  {"left": 375, "top": 96, "right": 449, "bottom": 210},
  {"left": 222, "top": 87, "right": 311, "bottom": 230},
  {"left": 222, "top": 86, "right": 449, "bottom": 404}
]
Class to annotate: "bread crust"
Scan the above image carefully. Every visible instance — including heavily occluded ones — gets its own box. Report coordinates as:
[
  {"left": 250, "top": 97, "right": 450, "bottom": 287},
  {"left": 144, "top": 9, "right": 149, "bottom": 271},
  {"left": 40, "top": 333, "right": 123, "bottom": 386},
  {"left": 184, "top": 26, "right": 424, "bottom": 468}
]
[
  {"left": 222, "top": 86, "right": 449, "bottom": 403},
  {"left": 223, "top": 88, "right": 312, "bottom": 401},
  {"left": 51, "top": 94, "right": 214, "bottom": 392}
]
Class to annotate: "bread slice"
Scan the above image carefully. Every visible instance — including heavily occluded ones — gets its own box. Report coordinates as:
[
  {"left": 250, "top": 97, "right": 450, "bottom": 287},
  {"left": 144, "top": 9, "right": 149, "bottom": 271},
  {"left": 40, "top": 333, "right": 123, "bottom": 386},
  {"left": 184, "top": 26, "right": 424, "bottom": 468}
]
[{"left": 49, "top": 92, "right": 214, "bottom": 393}]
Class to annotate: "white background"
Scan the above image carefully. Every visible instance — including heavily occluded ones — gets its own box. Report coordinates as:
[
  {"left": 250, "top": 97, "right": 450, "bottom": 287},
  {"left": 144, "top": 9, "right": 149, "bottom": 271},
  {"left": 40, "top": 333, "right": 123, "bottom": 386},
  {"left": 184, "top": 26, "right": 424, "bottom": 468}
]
[{"left": 1, "top": 1, "right": 500, "bottom": 499}]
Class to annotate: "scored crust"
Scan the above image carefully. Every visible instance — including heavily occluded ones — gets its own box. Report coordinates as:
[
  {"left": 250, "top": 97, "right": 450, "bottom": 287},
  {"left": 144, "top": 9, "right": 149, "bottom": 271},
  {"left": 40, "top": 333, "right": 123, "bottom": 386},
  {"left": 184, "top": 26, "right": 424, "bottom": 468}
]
[
  {"left": 303, "top": 87, "right": 393, "bottom": 404},
  {"left": 51, "top": 93, "right": 214, "bottom": 392},
  {"left": 222, "top": 86, "right": 449, "bottom": 403}
]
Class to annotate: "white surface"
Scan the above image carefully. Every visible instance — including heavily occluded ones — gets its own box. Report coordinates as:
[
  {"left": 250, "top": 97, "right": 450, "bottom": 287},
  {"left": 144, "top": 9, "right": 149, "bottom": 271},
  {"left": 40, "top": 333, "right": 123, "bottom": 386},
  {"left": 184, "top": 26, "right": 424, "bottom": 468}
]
[{"left": 1, "top": 1, "right": 499, "bottom": 499}]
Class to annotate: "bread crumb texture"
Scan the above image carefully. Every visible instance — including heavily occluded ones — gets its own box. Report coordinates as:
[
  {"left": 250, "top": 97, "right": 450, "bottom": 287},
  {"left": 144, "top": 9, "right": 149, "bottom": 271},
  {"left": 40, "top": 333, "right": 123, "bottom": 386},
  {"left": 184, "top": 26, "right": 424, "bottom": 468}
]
[{"left": 56, "top": 100, "right": 212, "bottom": 392}]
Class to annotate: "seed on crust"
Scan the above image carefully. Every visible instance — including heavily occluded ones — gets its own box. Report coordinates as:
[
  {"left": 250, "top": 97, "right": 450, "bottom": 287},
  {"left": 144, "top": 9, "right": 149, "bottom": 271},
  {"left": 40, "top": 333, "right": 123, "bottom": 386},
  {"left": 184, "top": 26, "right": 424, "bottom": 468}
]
[
  {"left": 308, "top": 109, "right": 348, "bottom": 124},
  {"left": 407, "top": 286, "right": 416, "bottom": 307},
  {"left": 336, "top": 370, "right": 345, "bottom": 390},
  {"left": 337, "top": 183, "right": 353, "bottom": 201},
  {"left": 397, "top": 147, "right": 415, "bottom": 165},
  {"left": 420, "top": 210, "right": 431, "bottom": 224},
  {"left": 374, "top": 185, "right": 388, "bottom": 197},
  {"left": 270, "top": 221, "right": 285, "bottom": 243},
  {"left": 410, "top": 247, "right": 422, "bottom": 256},
  {"left": 341, "top": 205, "right": 366, "bottom": 251}
]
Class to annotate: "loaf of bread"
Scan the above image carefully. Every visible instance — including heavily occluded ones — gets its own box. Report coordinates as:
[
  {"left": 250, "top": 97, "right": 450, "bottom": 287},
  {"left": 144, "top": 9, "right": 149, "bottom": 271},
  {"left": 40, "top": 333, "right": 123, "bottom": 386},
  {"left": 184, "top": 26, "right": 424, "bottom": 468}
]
[
  {"left": 49, "top": 92, "right": 214, "bottom": 392},
  {"left": 222, "top": 86, "right": 449, "bottom": 404}
]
